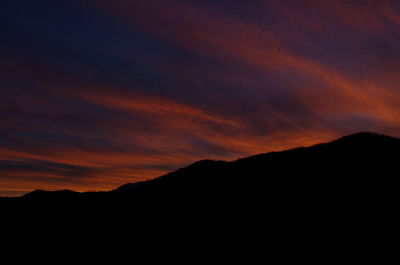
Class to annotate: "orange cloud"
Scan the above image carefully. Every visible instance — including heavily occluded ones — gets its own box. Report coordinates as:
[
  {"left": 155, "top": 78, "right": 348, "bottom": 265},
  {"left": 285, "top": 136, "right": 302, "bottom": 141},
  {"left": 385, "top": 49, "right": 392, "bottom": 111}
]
[
  {"left": 3, "top": 0, "right": 400, "bottom": 194},
  {"left": 87, "top": 0, "right": 400, "bottom": 124}
]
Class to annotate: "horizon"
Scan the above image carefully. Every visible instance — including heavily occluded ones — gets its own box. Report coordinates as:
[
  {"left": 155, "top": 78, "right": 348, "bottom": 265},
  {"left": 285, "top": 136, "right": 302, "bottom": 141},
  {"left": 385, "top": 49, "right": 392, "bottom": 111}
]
[
  {"left": 0, "top": 130, "right": 392, "bottom": 197},
  {"left": 2, "top": 0, "right": 400, "bottom": 194},
  {"left": 3, "top": 131, "right": 333, "bottom": 197}
]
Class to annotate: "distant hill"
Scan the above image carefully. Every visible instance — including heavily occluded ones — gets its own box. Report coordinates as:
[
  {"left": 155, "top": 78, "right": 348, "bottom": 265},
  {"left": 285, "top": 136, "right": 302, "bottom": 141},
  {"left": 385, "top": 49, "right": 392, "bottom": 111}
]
[{"left": 1, "top": 132, "right": 398, "bottom": 252}]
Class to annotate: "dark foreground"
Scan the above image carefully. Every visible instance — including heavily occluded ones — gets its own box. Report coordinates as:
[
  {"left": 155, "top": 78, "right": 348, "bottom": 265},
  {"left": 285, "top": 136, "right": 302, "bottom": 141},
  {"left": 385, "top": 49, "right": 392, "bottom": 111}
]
[{"left": 1, "top": 132, "right": 398, "bottom": 257}]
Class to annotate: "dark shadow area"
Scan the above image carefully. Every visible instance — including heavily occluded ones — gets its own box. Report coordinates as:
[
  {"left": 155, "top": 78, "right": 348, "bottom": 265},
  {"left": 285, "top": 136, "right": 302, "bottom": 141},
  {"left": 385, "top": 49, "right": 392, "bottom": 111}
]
[{"left": 1, "top": 132, "right": 398, "bottom": 257}]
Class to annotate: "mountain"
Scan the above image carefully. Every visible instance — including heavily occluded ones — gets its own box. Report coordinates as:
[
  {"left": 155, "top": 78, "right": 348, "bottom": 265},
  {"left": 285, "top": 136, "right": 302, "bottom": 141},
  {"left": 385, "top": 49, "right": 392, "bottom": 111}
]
[
  {"left": 1, "top": 132, "right": 398, "bottom": 251},
  {"left": 111, "top": 181, "right": 145, "bottom": 193}
]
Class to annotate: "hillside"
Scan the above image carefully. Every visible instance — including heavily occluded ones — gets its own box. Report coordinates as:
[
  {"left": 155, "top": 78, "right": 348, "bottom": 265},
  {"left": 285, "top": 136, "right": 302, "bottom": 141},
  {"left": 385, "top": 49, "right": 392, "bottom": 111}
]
[{"left": 1, "top": 132, "right": 398, "bottom": 246}]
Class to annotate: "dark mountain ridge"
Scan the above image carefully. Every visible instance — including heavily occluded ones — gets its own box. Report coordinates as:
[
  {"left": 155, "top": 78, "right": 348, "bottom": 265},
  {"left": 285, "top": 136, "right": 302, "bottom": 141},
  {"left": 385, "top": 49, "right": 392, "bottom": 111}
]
[
  {"left": 14, "top": 131, "right": 394, "bottom": 198},
  {"left": 1, "top": 131, "right": 398, "bottom": 249}
]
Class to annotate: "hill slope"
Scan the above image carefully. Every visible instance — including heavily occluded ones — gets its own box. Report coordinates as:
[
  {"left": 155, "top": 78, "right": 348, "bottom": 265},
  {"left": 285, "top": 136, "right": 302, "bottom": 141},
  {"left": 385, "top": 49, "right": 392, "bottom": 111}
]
[{"left": 1, "top": 132, "right": 398, "bottom": 243}]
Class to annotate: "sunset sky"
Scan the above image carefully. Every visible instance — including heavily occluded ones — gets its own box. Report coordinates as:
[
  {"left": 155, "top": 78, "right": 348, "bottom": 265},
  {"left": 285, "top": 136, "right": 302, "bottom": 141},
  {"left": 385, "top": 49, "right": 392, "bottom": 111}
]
[{"left": 2, "top": 0, "right": 400, "bottom": 196}]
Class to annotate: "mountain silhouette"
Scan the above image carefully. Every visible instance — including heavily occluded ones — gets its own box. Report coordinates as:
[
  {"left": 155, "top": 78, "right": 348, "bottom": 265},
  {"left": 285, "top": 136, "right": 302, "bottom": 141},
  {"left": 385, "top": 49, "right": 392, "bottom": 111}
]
[{"left": 1, "top": 131, "right": 398, "bottom": 253}]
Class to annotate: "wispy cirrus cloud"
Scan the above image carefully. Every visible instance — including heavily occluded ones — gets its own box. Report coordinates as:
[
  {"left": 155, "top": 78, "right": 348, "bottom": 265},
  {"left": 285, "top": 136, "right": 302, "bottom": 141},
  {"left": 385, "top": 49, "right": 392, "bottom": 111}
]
[{"left": 2, "top": 0, "right": 400, "bottom": 194}]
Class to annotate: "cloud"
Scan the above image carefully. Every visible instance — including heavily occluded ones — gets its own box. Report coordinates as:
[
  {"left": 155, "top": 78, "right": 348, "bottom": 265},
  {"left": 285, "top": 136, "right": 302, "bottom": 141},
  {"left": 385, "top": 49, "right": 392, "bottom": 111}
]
[{"left": 2, "top": 0, "right": 400, "bottom": 193}]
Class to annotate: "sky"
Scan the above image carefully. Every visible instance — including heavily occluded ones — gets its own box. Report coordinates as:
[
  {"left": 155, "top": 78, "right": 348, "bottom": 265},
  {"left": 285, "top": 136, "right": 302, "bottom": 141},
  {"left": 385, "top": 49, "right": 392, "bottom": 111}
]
[{"left": 2, "top": 0, "right": 400, "bottom": 196}]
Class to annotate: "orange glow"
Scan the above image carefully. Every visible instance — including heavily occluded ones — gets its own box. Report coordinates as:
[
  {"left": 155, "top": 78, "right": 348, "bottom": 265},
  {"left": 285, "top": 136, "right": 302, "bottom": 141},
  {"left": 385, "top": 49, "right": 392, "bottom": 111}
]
[{"left": 2, "top": 0, "right": 400, "bottom": 195}]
